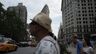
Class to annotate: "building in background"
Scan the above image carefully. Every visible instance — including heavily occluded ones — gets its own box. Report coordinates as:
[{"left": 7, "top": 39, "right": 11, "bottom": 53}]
[
  {"left": 58, "top": 23, "right": 66, "bottom": 43},
  {"left": 61, "top": 0, "right": 96, "bottom": 38},
  {"left": 95, "top": 17, "right": 96, "bottom": 28},
  {"left": 7, "top": 3, "right": 27, "bottom": 28},
  {"left": 6, "top": 3, "right": 27, "bottom": 41}
]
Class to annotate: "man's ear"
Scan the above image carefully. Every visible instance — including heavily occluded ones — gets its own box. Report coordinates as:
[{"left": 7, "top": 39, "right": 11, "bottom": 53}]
[{"left": 35, "top": 25, "right": 41, "bottom": 32}]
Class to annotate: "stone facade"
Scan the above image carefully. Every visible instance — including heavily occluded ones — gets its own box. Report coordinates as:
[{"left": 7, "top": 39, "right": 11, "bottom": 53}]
[
  {"left": 58, "top": 24, "right": 66, "bottom": 43},
  {"left": 61, "top": 0, "right": 96, "bottom": 38},
  {"left": 7, "top": 3, "right": 27, "bottom": 28}
]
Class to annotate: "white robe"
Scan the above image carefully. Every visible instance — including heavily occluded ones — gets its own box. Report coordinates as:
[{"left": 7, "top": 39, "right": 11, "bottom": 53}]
[{"left": 35, "top": 35, "right": 60, "bottom": 54}]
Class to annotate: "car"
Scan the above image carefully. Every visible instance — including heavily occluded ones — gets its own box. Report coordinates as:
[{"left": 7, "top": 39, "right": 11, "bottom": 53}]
[
  {"left": 0, "top": 40, "right": 18, "bottom": 52},
  {"left": 19, "top": 42, "right": 29, "bottom": 47}
]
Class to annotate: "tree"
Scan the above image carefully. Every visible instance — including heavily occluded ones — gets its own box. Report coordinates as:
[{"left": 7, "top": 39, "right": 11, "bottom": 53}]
[
  {"left": 0, "top": 2, "right": 6, "bottom": 35},
  {"left": 5, "top": 10, "right": 27, "bottom": 42},
  {"left": 0, "top": 2, "right": 5, "bottom": 15},
  {"left": 0, "top": 2, "right": 27, "bottom": 42}
]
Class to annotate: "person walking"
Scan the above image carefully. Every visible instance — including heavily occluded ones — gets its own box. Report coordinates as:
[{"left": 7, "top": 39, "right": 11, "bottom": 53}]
[
  {"left": 67, "top": 33, "right": 83, "bottom": 54},
  {"left": 29, "top": 4, "right": 60, "bottom": 54},
  {"left": 82, "top": 36, "right": 94, "bottom": 54}
]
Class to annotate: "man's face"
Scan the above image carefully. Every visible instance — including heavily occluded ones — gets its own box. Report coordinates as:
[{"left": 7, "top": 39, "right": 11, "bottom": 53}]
[
  {"left": 29, "top": 22, "right": 38, "bottom": 37},
  {"left": 72, "top": 36, "right": 77, "bottom": 44}
]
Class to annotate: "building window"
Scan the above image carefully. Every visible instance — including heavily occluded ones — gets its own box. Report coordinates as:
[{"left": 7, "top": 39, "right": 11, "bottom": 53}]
[
  {"left": 78, "top": 7, "right": 80, "bottom": 9},
  {"left": 83, "top": 25, "right": 88, "bottom": 32},
  {"left": 91, "top": 29, "right": 92, "bottom": 32},
  {"left": 95, "top": 7, "right": 96, "bottom": 9},
  {"left": 83, "top": 21, "right": 87, "bottom": 23},
  {"left": 79, "top": 18, "right": 81, "bottom": 20},
  {"left": 88, "top": 3, "right": 92, "bottom": 6},
  {"left": 77, "top": 29, "right": 80, "bottom": 32},
  {"left": 88, "top": 10, "right": 93, "bottom": 12},
  {"left": 76, "top": 18, "right": 78, "bottom": 20},
  {"left": 78, "top": 14, "right": 81, "bottom": 16},
  {"left": 85, "top": 11, "right": 87, "bottom": 13},
  {"left": 78, "top": 11, "right": 81, "bottom": 13},
  {"left": 90, "top": 21, "right": 95, "bottom": 23},
  {"left": 89, "top": 17, "right": 91, "bottom": 20},
  {"left": 89, "top": 14, "right": 93, "bottom": 16},
  {"left": 88, "top": 0, "right": 92, "bottom": 2},
  {"left": 92, "top": 17, "right": 94, "bottom": 20},
  {"left": 84, "top": 4, "right": 86, "bottom": 6},
  {"left": 83, "top": 21, "right": 86, "bottom": 23},
  {"left": 71, "top": 19, "right": 73, "bottom": 21},
  {"left": 71, "top": 22, "right": 74, "bottom": 24},
  {"left": 90, "top": 10, "right": 93, "bottom": 12},
  {"left": 83, "top": 18, "right": 87, "bottom": 20},
  {"left": 83, "top": 18, "right": 84, "bottom": 20},
  {"left": 90, "top": 21, "right": 92, "bottom": 23},
  {"left": 89, "top": 17, "right": 94, "bottom": 20},
  {"left": 82, "top": 14, "right": 84, "bottom": 16},
  {"left": 82, "top": 7, "right": 84, "bottom": 9},
  {"left": 77, "top": 21, "right": 81, "bottom": 24},
  {"left": 85, "top": 14, "right": 87, "bottom": 16},
  {"left": 89, "top": 14, "right": 91, "bottom": 16},
  {"left": 77, "top": 25, "right": 82, "bottom": 32},
  {"left": 79, "top": 22, "right": 81, "bottom": 24},
  {"left": 92, "top": 14, "right": 94, "bottom": 16},
  {"left": 95, "top": 3, "right": 96, "bottom": 5},
  {"left": 82, "top": 4, "right": 86, "bottom": 6},
  {"left": 81, "top": 0, "right": 86, "bottom": 2},
  {"left": 82, "top": 14, "right": 87, "bottom": 16},
  {"left": 86, "top": 21, "right": 88, "bottom": 23},
  {"left": 82, "top": 7, "right": 86, "bottom": 9},
  {"left": 88, "top": 7, "right": 90, "bottom": 9},
  {"left": 77, "top": 0, "right": 80, "bottom": 2},
  {"left": 71, "top": 15, "right": 73, "bottom": 18},
  {"left": 89, "top": 10, "right": 90, "bottom": 12},
  {"left": 88, "top": 7, "right": 93, "bottom": 9},
  {"left": 78, "top": 4, "right": 80, "bottom": 6},
  {"left": 91, "top": 7, "right": 93, "bottom": 9}
]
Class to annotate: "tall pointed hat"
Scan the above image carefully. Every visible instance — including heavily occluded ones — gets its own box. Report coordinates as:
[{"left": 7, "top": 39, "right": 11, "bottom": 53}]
[
  {"left": 41, "top": 4, "right": 49, "bottom": 16},
  {"left": 32, "top": 4, "right": 52, "bottom": 32}
]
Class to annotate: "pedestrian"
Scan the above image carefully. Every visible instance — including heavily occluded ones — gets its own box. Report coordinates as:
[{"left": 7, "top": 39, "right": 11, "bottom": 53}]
[
  {"left": 29, "top": 4, "right": 60, "bottom": 54},
  {"left": 82, "top": 36, "right": 94, "bottom": 54},
  {"left": 58, "top": 41, "right": 68, "bottom": 54},
  {"left": 67, "top": 33, "right": 83, "bottom": 54},
  {"left": 83, "top": 36, "right": 93, "bottom": 48}
]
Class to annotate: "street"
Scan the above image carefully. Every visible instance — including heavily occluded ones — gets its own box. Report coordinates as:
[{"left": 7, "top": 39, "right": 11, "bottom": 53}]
[
  {"left": 0, "top": 46, "right": 96, "bottom": 54},
  {"left": 6, "top": 47, "right": 35, "bottom": 54}
]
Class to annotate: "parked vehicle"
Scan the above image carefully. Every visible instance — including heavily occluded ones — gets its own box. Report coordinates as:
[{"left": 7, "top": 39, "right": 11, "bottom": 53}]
[
  {"left": 0, "top": 40, "right": 18, "bottom": 52},
  {"left": 19, "top": 42, "right": 29, "bottom": 47}
]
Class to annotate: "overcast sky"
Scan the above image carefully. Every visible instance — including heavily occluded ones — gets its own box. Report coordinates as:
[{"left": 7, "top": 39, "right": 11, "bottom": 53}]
[{"left": 1, "top": 0, "right": 62, "bottom": 37}]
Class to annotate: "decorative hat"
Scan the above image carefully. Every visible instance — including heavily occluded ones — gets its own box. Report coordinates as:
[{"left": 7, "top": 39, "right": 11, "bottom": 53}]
[{"left": 32, "top": 5, "right": 52, "bottom": 32}]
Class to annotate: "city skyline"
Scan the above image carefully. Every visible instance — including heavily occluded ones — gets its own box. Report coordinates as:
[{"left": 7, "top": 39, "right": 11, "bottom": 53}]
[{"left": 1, "top": 0, "right": 62, "bottom": 37}]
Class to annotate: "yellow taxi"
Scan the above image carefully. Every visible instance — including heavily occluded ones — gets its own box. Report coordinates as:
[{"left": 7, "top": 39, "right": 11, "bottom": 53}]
[{"left": 0, "top": 41, "right": 17, "bottom": 52}]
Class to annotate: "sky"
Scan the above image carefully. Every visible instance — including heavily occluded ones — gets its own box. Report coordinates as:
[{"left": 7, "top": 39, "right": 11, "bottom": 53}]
[{"left": 0, "top": 0, "right": 62, "bottom": 37}]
